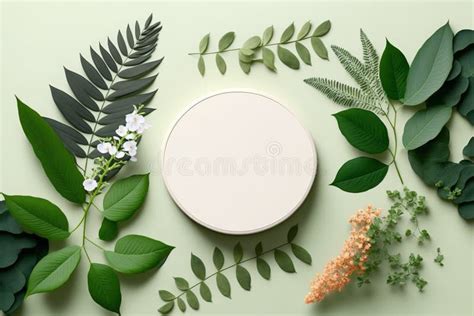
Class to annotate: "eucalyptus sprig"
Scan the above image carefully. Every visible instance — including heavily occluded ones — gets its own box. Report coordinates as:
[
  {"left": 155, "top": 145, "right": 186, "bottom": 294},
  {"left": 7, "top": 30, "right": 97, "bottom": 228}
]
[
  {"left": 190, "top": 20, "right": 331, "bottom": 75},
  {"left": 158, "top": 225, "right": 311, "bottom": 314}
]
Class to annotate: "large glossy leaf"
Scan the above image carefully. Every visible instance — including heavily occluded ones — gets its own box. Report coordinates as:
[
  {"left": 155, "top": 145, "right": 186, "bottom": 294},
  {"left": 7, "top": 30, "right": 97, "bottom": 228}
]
[
  {"left": 16, "top": 99, "right": 85, "bottom": 204},
  {"left": 404, "top": 23, "right": 454, "bottom": 105},
  {"left": 88, "top": 263, "right": 121, "bottom": 314},
  {"left": 27, "top": 246, "right": 81, "bottom": 296},
  {"left": 380, "top": 40, "right": 409, "bottom": 100},
  {"left": 331, "top": 157, "right": 389, "bottom": 192},
  {"left": 104, "top": 235, "right": 174, "bottom": 274}
]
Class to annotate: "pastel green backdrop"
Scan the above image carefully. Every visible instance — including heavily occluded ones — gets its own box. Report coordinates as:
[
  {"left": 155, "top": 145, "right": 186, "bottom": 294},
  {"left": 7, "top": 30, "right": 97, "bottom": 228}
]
[{"left": 0, "top": 0, "right": 472, "bottom": 315}]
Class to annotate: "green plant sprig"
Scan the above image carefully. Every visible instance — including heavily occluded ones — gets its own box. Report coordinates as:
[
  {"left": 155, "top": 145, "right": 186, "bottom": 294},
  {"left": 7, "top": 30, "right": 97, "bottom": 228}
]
[
  {"left": 191, "top": 20, "right": 331, "bottom": 75},
  {"left": 158, "top": 225, "right": 312, "bottom": 314}
]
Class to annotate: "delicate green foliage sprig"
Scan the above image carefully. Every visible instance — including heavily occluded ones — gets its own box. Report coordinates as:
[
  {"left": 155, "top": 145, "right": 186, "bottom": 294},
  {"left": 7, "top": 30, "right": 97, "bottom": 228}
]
[
  {"left": 158, "top": 225, "right": 311, "bottom": 314},
  {"left": 191, "top": 20, "right": 331, "bottom": 75}
]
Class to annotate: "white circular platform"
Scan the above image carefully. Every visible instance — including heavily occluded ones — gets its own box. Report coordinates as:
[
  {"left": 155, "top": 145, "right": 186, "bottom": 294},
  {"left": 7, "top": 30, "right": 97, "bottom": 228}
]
[{"left": 162, "top": 91, "right": 317, "bottom": 234}]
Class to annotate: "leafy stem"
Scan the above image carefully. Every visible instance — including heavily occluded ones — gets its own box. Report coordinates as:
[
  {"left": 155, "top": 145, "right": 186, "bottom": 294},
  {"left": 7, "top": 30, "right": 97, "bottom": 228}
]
[{"left": 384, "top": 101, "right": 404, "bottom": 185}]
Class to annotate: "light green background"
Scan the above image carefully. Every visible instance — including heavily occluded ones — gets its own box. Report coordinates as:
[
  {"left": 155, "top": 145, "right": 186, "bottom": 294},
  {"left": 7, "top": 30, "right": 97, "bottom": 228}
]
[{"left": 1, "top": 1, "right": 473, "bottom": 315}]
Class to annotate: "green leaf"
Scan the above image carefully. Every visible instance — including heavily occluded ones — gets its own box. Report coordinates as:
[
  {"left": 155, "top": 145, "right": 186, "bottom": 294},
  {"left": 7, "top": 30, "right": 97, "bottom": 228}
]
[
  {"left": 186, "top": 290, "right": 199, "bottom": 310},
  {"left": 333, "top": 108, "right": 389, "bottom": 154},
  {"left": 331, "top": 157, "right": 389, "bottom": 193},
  {"left": 87, "top": 263, "right": 121, "bottom": 314},
  {"left": 277, "top": 45, "right": 300, "bottom": 69},
  {"left": 403, "top": 106, "right": 452, "bottom": 150},
  {"left": 262, "top": 47, "right": 276, "bottom": 71},
  {"left": 256, "top": 258, "right": 271, "bottom": 280},
  {"left": 380, "top": 40, "right": 409, "bottom": 100},
  {"left": 233, "top": 242, "right": 243, "bottom": 263},
  {"left": 255, "top": 242, "right": 263, "bottom": 256},
  {"left": 240, "top": 48, "right": 254, "bottom": 56},
  {"left": 99, "top": 218, "right": 118, "bottom": 241},
  {"left": 427, "top": 75, "right": 469, "bottom": 107},
  {"left": 295, "top": 42, "right": 311, "bottom": 65},
  {"left": 191, "top": 253, "right": 206, "bottom": 280},
  {"left": 404, "top": 23, "right": 454, "bottom": 105},
  {"left": 463, "top": 137, "right": 474, "bottom": 158},
  {"left": 177, "top": 297, "right": 186, "bottom": 312},
  {"left": 158, "top": 301, "right": 174, "bottom": 314},
  {"left": 458, "top": 202, "right": 474, "bottom": 220},
  {"left": 453, "top": 29, "right": 474, "bottom": 53},
  {"left": 218, "top": 32, "right": 235, "bottom": 51},
  {"left": 311, "top": 37, "right": 328, "bottom": 59},
  {"left": 262, "top": 26, "right": 274, "bottom": 45},
  {"left": 27, "top": 246, "right": 81, "bottom": 296},
  {"left": 297, "top": 21, "right": 312, "bottom": 40},
  {"left": 243, "top": 36, "right": 261, "bottom": 49},
  {"left": 287, "top": 225, "right": 298, "bottom": 242},
  {"left": 216, "top": 272, "right": 231, "bottom": 298},
  {"left": 199, "top": 282, "right": 212, "bottom": 302},
  {"left": 174, "top": 277, "right": 189, "bottom": 290},
  {"left": 313, "top": 20, "right": 331, "bottom": 37},
  {"left": 280, "top": 23, "right": 295, "bottom": 43},
  {"left": 213, "top": 247, "right": 225, "bottom": 270},
  {"left": 239, "top": 60, "right": 251, "bottom": 74},
  {"left": 16, "top": 98, "right": 85, "bottom": 204},
  {"left": 291, "top": 244, "right": 312, "bottom": 265},
  {"left": 274, "top": 249, "right": 295, "bottom": 273},
  {"left": 159, "top": 290, "right": 175, "bottom": 301},
  {"left": 199, "top": 33, "right": 210, "bottom": 54},
  {"left": 216, "top": 53, "right": 227, "bottom": 74},
  {"left": 198, "top": 56, "right": 205, "bottom": 76},
  {"left": 103, "top": 174, "right": 149, "bottom": 222},
  {"left": 236, "top": 265, "right": 251, "bottom": 291},
  {"left": 3, "top": 195, "right": 69, "bottom": 240},
  {"left": 104, "top": 235, "right": 174, "bottom": 274}
]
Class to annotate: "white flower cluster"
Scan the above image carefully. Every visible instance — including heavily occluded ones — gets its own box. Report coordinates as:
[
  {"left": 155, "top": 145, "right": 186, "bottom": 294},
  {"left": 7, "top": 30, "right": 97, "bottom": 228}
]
[{"left": 83, "top": 106, "right": 151, "bottom": 192}]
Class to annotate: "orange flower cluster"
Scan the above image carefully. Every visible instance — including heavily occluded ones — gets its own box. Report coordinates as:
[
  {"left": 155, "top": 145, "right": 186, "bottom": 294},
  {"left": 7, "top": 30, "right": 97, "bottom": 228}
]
[{"left": 305, "top": 205, "right": 381, "bottom": 303}]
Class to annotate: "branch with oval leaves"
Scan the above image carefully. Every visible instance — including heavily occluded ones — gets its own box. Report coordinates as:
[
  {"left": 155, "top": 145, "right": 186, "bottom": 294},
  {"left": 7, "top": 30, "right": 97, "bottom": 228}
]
[
  {"left": 1, "top": 14, "right": 175, "bottom": 315},
  {"left": 190, "top": 20, "right": 331, "bottom": 75}
]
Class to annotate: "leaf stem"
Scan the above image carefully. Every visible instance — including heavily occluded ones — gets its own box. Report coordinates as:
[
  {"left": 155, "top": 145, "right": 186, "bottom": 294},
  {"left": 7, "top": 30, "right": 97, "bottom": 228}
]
[
  {"left": 85, "top": 236, "right": 106, "bottom": 251},
  {"left": 384, "top": 101, "right": 404, "bottom": 185}
]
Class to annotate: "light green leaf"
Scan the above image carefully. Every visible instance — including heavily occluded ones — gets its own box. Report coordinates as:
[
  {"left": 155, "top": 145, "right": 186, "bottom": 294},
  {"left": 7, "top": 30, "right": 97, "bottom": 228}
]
[
  {"left": 295, "top": 42, "right": 311, "bottom": 65},
  {"left": 313, "top": 20, "right": 331, "bottom": 37},
  {"left": 199, "top": 282, "right": 212, "bottom": 302},
  {"left": 99, "top": 218, "right": 118, "bottom": 241},
  {"left": 287, "top": 225, "right": 298, "bottom": 242},
  {"left": 262, "top": 47, "right": 276, "bottom": 71},
  {"left": 243, "top": 36, "right": 261, "bottom": 49},
  {"left": 277, "top": 45, "right": 300, "bottom": 69},
  {"left": 380, "top": 40, "right": 409, "bottom": 100},
  {"left": 17, "top": 98, "right": 85, "bottom": 204},
  {"left": 240, "top": 48, "right": 254, "bottom": 56},
  {"left": 311, "top": 37, "right": 328, "bottom": 59},
  {"left": 216, "top": 53, "right": 227, "bottom": 74},
  {"left": 27, "top": 246, "right": 81, "bottom": 296},
  {"left": 236, "top": 265, "right": 251, "bottom": 290},
  {"left": 103, "top": 174, "right": 149, "bottom": 222},
  {"left": 239, "top": 50, "right": 254, "bottom": 63},
  {"left": 87, "top": 263, "right": 121, "bottom": 314},
  {"left": 213, "top": 247, "right": 225, "bottom": 270},
  {"left": 256, "top": 258, "right": 271, "bottom": 280},
  {"left": 331, "top": 157, "right": 389, "bottom": 193},
  {"left": 186, "top": 290, "right": 199, "bottom": 310},
  {"left": 4, "top": 195, "right": 69, "bottom": 240},
  {"left": 233, "top": 242, "right": 243, "bottom": 263},
  {"left": 218, "top": 32, "right": 235, "bottom": 51},
  {"left": 174, "top": 277, "right": 189, "bottom": 291},
  {"left": 239, "top": 60, "right": 251, "bottom": 74},
  {"left": 104, "top": 235, "right": 174, "bottom": 274},
  {"left": 274, "top": 249, "right": 295, "bottom": 273},
  {"left": 262, "top": 26, "right": 274, "bottom": 45},
  {"left": 291, "top": 244, "right": 312, "bottom": 265},
  {"left": 216, "top": 272, "right": 231, "bottom": 298},
  {"left": 255, "top": 242, "right": 263, "bottom": 256},
  {"left": 198, "top": 56, "right": 205, "bottom": 76},
  {"left": 333, "top": 108, "right": 389, "bottom": 154},
  {"left": 158, "top": 301, "right": 174, "bottom": 314},
  {"left": 199, "top": 34, "right": 210, "bottom": 54},
  {"left": 280, "top": 23, "right": 295, "bottom": 43},
  {"left": 177, "top": 297, "right": 186, "bottom": 312},
  {"left": 297, "top": 21, "right": 312, "bottom": 40},
  {"left": 402, "top": 106, "right": 452, "bottom": 150},
  {"left": 404, "top": 23, "right": 454, "bottom": 105},
  {"left": 191, "top": 253, "right": 206, "bottom": 280},
  {"left": 159, "top": 290, "right": 175, "bottom": 301}
]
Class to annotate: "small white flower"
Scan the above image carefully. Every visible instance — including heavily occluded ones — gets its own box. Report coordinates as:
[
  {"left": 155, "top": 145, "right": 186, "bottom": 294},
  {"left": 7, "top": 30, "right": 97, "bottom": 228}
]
[
  {"left": 137, "top": 122, "right": 151, "bottom": 134},
  {"left": 116, "top": 125, "right": 128, "bottom": 137},
  {"left": 125, "top": 133, "right": 136, "bottom": 140},
  {"left": 83, "top": 179, "right": 98, "bottom": 192},
  {"left": 122, "top": 140, "right": 138, "bottom": 155},
  {"left": 109, "top": 145, "right": 118, "bottom": 156},
  {"left": 97, "top": 142, "right": 117, "bottom": 156},
  {"left": 116, "top": 151, "right": 125, "bottom": 159},
  {"left": 126, "top": 113, "right": 145, "bottom": 132},
  {"left": 113, "top": 136, "right": 120, "bottom": 141},
  {"left": 130, "top": 156, "right": 138, "bottom": 162}
]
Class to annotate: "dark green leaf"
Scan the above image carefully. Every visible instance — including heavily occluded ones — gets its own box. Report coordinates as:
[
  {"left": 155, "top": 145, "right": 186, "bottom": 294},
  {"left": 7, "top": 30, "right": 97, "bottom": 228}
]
[
  {"left": 277, "top": 45, "right": 300, "bottom": 69},
  {"left": 158, "top": 301, "right": 174, "bottom": 314},
  {"left": 102, "top": 91, "right": 156, "bottom": 114},
  {"left": 280, "top": 23, "right": 295, "bottom": 43},
  {"left": 262, "top": 26, "right": 274, "bottom": 45},
  {"left": 99, "top": 44, "right": 118, "bottom": 73},
  {"left": 287, "top": 225, "right": 298, "bottom": 242},
  {"left": 108, "top": 38, "right": 123, "bottom": 64},
  {"left": 313, "top": 20, "right": 331, "bottom": 37},
  {"left": 274, "top": 249, "right": 295, "bottom": 273},
  {"left": 126, "top": 24, "right": 135, "bottom": 48},
  {"left": 186, "top": 290, "right": 199, "bottom": 310},
  {"left": 0, "top": 201, "right": 22, "bottom": 234},
  {"left": 80, "top": 54, "right": 107, "bottom": 89},
  {"left": 44, "top": 118, "right": 87, "bottom": 157},
  {"left": 455, "top": 179, "right": 474, "bottom": 204},
  {"left": 255, "top": 242, "right": 263, "bottom": 256},
  {"left": 191, "top": 253, "right": 206, "bottom": 280},
  {"left": 447, "top": 60, "right": 461, "bottom": 80},
  {"left": 453, "top": 29, "right": 474, "bottom": 53},
  {"left": 0, "top": 234, "right": 36, "bottom": 268},
  {"left": 463, "top": 137, "right": 474, "bottom": 158},
  {"left": 90, "top": 47, "right": 112, "bottom": 80},
  {"left": 380, "top": 40, "right": 409, "bottom": 100},
  {"left": 134, "top": 21, "right": 140, "bottom": 40},
  {"left": 174, "top": 277, "right": 189, "bottom": 290},
  {"left": 99, "top": 218, "right": 118, "bottom": 241},
  {"left": 213, "top": 247, "right": 224, "bottom": 270},
  {"left": 159, "top": 290, "right": 175, "bottom": 301},
  {"left": 88, "top": 263, "right": 121, "bottom": 314},
  {"left": 458, "top": 202, "right": 474, "bottom": 220},
  {"left": 297, "top": 21, "right": 312, "bottom": 40},
  {"left": 177, "top": 297, "right": 186, "bottom": 312},
  {"left": 333, "top": 108, "right": 389, "bottom": 154},
  {"left": 199, "top": 282, "right": 212, "bottom": 302},
  {"left": 295, "top": 42, "right": 311, "bottom": 65},
  {"left": 216, "top": 53, "right": 227, "bottom": 74},
  {"left": 458, "top": 77, "right": 474, "bottom": 120},
  {"left": 108, "top": 75, "right": 156, "bottom": 100},
  {"left": 218, "top": 32, "right": 235, "bottom": 51},
  {"left": 198, "top": 56, "right": 205, "bottom": 76},
  {"left": 243, "top": 36, "right": 261, "bottom": 49},
  {"left": 216, "top": 272, "right": 231, "bottom": 298},
  {"left": 331, "top": 157, "right": 389, "bottom": 192},
  {"left": 199, "top": 34, "right": 210, "bottom": 54},
  {"left": 233, "top": 242, "right": 243, "bottom": 263},
  {"left": 311, "top": 37, "right": 328, "bottom": 59},
  {"left": 236, "top": 265, "right": 251, "bottom": 291},
  {"left": 117, "top": 30, "right": 128, "bottom": 55},
  {"left": 123, "top": 53, "right": 152, "bottom": 66},
  {"left": 118, "top": 59, "right": 163, "bottom": 79},
  {"left": 404, "top": 23, "right": 454, "bottom": 105},
  {"left": 291, "top": 244, "right": 312, "bottom": 265},
  {"left": 262, "top": 47, "right": 276, "bottom": 71},
  {"left": 256, "top": 258, "right": 271, "bottom": 280},
  {"left": 427, "top": 75, "right": 469, "bottom": 107}
]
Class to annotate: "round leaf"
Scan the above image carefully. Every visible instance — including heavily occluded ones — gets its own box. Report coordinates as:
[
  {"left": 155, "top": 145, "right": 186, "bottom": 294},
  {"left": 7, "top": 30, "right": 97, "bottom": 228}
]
[
  {"left": 274, "top": 249, "right": 295, "bottom": 273},
  {"left": 262, "top": 26, "right": 274, "bottom": 45},
  {"left": 277, "top": 45, "right": 300, "bottom": 69},
  {"left": 218, "top": 32, "right": 235, "bottom": 51},
  {"left": 380, "top": 40, "right": 409, "bottom": 100},
  {"left": 199, "top": 282, "right": 212, "bottom": 302},
  {"left": 333, "top": 108, "right": 389, "bottom": 154},
  {"left": 280, "top": 23, "right": 295, "bottom": 43},
  {"left": 256, "top": 258, "right": 271, "bottom": 280},
  {"left": 331, "top": 157, "right": 389, "bottom": 192},
  {"left": 291, "top": 244, "right": 312, "bottom": 265},
  {"left": 313, "top": 20, "right": 331, "bottom": 37},
  {"left": 216, "top": 272, "right": 231, "bottom": 298},
  {"left": 191, "top": 253, "right": 206, "bottom": 280},
  {"left": 297, "top": 21, "right": 312, "bottom": 40},
  {"left": 215, "top": 53, "right": 227, "bottom": 75},
  {"left": 213, "top": 247, "right": 224, "bottom": 270},
  {"left": 236, "top": 265, "right": 251, "bottom": 291},
  {"left": 186, "top": 290, "right": 199, "bottom": 310},
  {"left": 87, "top": 263, "right": 121, "bottom": 314},
  {"left": 199, "top": 34, "right": 210, "bottom": 54},
  {"left": 295, "top": 42, "right": 311, "bottom": 65},
  {"left": 311, "top": 37, "right": 328, "bottom": 59}
]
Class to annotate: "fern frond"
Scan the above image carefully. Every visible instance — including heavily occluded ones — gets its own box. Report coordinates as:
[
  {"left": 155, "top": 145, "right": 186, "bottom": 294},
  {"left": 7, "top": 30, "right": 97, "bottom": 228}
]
[
  {"left": 304, "top": 78, "right": 384, "bottom": 114},
  {"left": 360, "top": 29, "right": 386, "bottom": 101}
]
